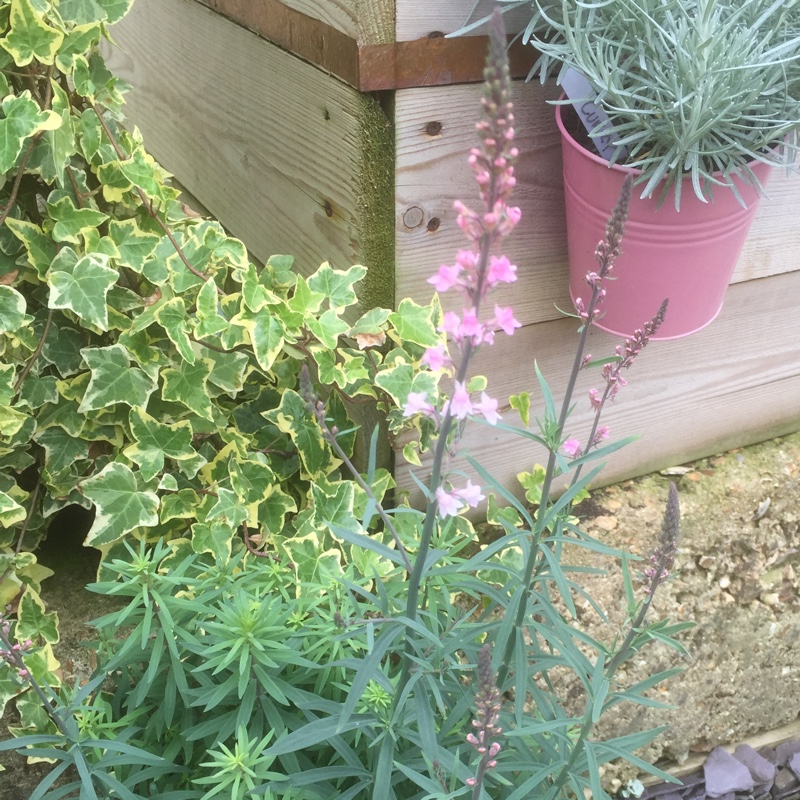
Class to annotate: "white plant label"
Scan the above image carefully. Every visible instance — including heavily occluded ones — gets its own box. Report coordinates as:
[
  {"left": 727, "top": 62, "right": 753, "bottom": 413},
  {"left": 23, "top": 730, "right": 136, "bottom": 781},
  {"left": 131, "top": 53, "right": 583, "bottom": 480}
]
[{"left": 561, "top": 68, "right": 627, "bottom": 161}]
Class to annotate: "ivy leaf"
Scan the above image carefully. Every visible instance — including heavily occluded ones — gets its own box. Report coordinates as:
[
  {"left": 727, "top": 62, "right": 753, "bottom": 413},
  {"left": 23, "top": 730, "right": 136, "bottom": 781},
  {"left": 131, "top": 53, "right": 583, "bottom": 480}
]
[
  {"left": 154, "top": 297, "right": 195, "bottom": 364},
  {"left": 194, "top": 278, "right": 229, "bottom": 339},
  {"left": 0, "top": 490, "right": 26, "bottom": 527},
  {"left": 233, "top": 306, "right": 285, "bottom": 373},
  {"left": 55, "top": 23, "right": 102, "bottom": 73},
  {"left": 388, "top": 298, "right": 441, "bottom": 348},
  {"left": 307, "top": 263, "right": 366, "bottom": 312},
  {"left": 5, "top": 218, "right": 56, "bottom": 278},
  {"left": 116, "top": 146, "right": 164, "bottom": 199},
  {"left": 16, "top": 586, "right": 59, "bottom": 644},
  {"left": 206, "top": 487, "right": 248, "bottom": 530},
  {"left": 0, "top": 285, "right": 27, "bottom": 334},
  {"left": 0, "top": 91, "right": 60, "bottom": 173},
  {"left": 312, "top": 481, "right": 362, "bottom": 535},
  {"left": 374, "top": 362, "right": 414, "bottom": 406},
  {"left": 199, "top": 346, "right": 250, "bottom": 395},
  {"left": 28, "top": 81, "right": 73, "bottom": 184},
  {"left": 47, "top": 195, "right": 109, "bottom": 244},
  {"left": 306, "top": 308, "right": 349, "bottom": 350},
  {"left": 349, "top": 307, "right": 391, "bottom": 336},
  {"left": 262, "top": 390, "right": 333, "bottom": 479},
  {"left": 124, "top": 407, "right": 196, "bottom": 483},
  {"left": 160, "top": 357, "right": 214, "bottom": 421},
  {"left": 108, "top": 219, "right": 160, "bottom": 272},
  {"left": 82, "top": 462, "right": 159, "bottom": 547},
  {"left": 259, "top": 488, "right": 297, "bottom": 534},
  {"left": 17, "top": 374, "right": 58, "bottom": 409},
  {"left": 48, "top": 248, "right": 117, "bottom": 330},
  {"left": 0, "top": 0, "right": 64, "bottom": 66},
  {"left": 34, "top": 426, "right": 90, "bottom": 476},
  {"left": 95, "top": 0, "right": 133, "bottom": 22},
  {"left": 191, "top": 521, "right": 233, "bottom": 562},
  {"left": 57, "top": 0, "right": 107, "bottom": 25},
  {"left": 160, "top": 489, "right": 200, "bottom": 522},
  {"left": 78, "top": 343, "right": 157, "bottom": 412}
]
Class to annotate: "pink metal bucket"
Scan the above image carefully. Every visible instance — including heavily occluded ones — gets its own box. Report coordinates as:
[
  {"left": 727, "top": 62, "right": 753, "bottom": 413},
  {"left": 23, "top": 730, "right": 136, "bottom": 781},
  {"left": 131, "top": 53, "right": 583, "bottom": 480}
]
[{"left": 556, "top": 103, "right": 773, "bottom": 340}]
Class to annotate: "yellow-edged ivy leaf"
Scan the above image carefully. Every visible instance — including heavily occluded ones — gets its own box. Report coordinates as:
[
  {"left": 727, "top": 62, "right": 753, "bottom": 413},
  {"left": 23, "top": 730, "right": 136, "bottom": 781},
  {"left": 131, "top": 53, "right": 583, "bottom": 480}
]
[
  {"left": 48, "top": 249, "right": 117, "bottom": 330},
  {"left": 28, "top": 80, "right": 73, "bottom": 184},
  {"left": 509, "top": 391, "right": 531, "bottom": 428},
  {"left": 47, "top": 195, "right": 109, "bottom": 244},
  {"left": 206, "top": 487, "right": 247, "bottom": 530},
  {"left": 96, "top": 0, "right": 134, "bottom": 23},
  {"left": 57, "top": 0, "right": 107, "bottom": 25},
  {"left": 154, "top": 296, "right": 195, "bottom": 364},
  {"left": 81, "top": 462, "right": 159, "bottom": 547},
  {"left": 78, "top": 343, "right": 157, "bottom": 412},
  {"left": 34, "top": 425, "right": 90, "bottom": 476},
  {"left": 55, "top": 22, "right": 102, "bottom": 73},
  {"left": 16, "top": 586, "right": 58, "bottom": 644},
  {"left": 191, "top": 520, "right": 233, "bottom": 562},
  {"left": 194, "top": 278, "right": 229, "bottom": 338},
  {"left": 0, "top": 490, "right": 26, "bottom": 527},
  {"left": 199, "top": 346, "right": 250, "bottom": 395},
  {"left": 124, "top": 407, "right": 196, "bottom": 483},
  {"left": 0, "top": 0, "right": 64, "bottom": 66},
  {"left": 0, "top": 91, "right": 60, "bottom": 173},
  {"left": 262, "top": 389, "right": 333, "bottom": 479},
  {"left": 116, "top": 146, "right": 163, "bottom": 199},
  {"left": 16, "top": 374, "right": 58, "bottom": 409},
  {"left": 306, "top": 308, "right": 349, "bottom": 350},
  {"left": 0, "top": 285, "right": 27, "bottom": 334},
  {"left": 160, "top": 489, "right": 200, "bottom": 523},
  {"left": 349, "top": 307, "right": 391, "bottom": 336},
  {"left": 229, "top": 457, "right": 274, "bottom": 505},
  {"left": 233, "top": 306, "right": 285, "bottom": 373},
  {"left": 287, "top": 275, "right": 325, "bottom": 318},
  {"left": 388, "top": 298, "right": 440, "bottom": 348},
  {"left": 203, "top": 226, "right": 248, "bottom": 269},
  {"left": 108, "top": 218, "right": 160, "bottom": 272},
  {"left": 259, "top": 487, "right": 296, "bottom": 534},
  {"left": 306, "top": 263, "right": 366, "bottom": 313},
  {"left": 160, "top": 356, "right": 214, "bottom": 421},
  {"left": 5, "top": 218, "right": 56, "bottom": 279},
  {"left": 374, "top": 362, "right": 414, "bottom": 406}
]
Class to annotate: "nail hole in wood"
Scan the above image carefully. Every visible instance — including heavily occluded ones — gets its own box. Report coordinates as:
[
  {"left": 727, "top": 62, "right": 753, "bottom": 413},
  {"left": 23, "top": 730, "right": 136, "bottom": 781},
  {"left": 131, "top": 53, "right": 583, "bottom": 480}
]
[{"left": 427, "top": 217, "right": 441, "bottom": 232}]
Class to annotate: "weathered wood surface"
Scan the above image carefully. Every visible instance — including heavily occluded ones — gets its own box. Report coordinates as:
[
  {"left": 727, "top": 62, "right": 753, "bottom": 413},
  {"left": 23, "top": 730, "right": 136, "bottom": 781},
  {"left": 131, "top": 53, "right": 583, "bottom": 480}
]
[
  {"left": 394, "top": 268, "right": 800, "bottom": 504},
  {"left": 395, "top": 81, "right": 800, "bottom": 327},
  {"left": 104, "top": 0, "right": 394, "bottom": 311},
  {"left": 397, "top": 0, "right": 534, "bottom": 41}
]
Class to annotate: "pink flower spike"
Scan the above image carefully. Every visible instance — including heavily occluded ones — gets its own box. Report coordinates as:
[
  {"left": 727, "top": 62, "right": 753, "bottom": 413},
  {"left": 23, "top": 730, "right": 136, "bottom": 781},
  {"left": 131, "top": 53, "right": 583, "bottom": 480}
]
[
  {"left": 455, "top": 480, "right": 485, "bottom": 509},
  {"left": 562, "top": 438, "right": 582, "bottom": 458},
  {"left": 403, "top": 391, "right": 435, "bottom": 419},
  {"left": 460, "top": 308, "right": 483, "bottom": 341},
  {"left": 427, "top": 263, "right": 462, "bottom": 293},
  {"left": 475, "top": 391, "right": 501, "bottom": 425},
  {"left": 421, "top": 343, "right": 449, "bottom": 372},
  {"left": 450, "top": 381, "right": 473, "bottom": 419},
  {"left": 436, "top": 486, "right": 465, "bottom": 518},
  {"left": 493, "top": 305, "right": 521, "bottom": 336},
  {"left": 487, "top": 255, "right": 517, "bottom": 287},
  {"left": 440, "top": 311, "right": 462, "bottom": 340},
  {"left": 593, "top": 425, "right": 610, "bottom": 445}
]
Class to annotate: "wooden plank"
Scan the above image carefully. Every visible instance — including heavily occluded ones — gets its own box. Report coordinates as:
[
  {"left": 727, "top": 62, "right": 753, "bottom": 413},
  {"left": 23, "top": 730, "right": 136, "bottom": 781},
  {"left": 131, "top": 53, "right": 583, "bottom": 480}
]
[
  {"left": 394, "top": 269, "right": 800, "bottom": 505},
  {"left": 194, "top": 0, "right": 536, "bottom": 90},
  {"left": 397, "top": 0, "right": 535, "bottom": 41},
  {"left": 103, "top": 0, "right": 395, "bottom": 311},
  {"left": 395, "top": 81, "right": 800, "bottom": 327}
]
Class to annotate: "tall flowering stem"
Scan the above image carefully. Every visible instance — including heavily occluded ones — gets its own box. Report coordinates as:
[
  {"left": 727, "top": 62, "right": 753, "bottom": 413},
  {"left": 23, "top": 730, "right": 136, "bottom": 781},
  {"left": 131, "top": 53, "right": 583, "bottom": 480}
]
[
  {"left": 397, "top": 10, "right": 521, "bottom": 690},
  {"left": 496, "top": 175, "right": 636, "bottom": 688},
  {"left": 465, "top": 644, "right": 504, "bottom": 798},
  {"left": 547, "top": 483, "right": 681, "bottom": 797}
]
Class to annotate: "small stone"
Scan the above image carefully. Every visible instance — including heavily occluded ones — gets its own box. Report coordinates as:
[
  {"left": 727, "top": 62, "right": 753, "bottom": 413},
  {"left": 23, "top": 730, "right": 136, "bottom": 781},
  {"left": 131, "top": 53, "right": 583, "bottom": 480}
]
[
  {"left": 594, "top": 515, "right": 618, "bottom": 531},
  {"left": 705, "top": 747, "right": 756, "bottom": 797},
  {"left": 759, "top": 747, "right": 778, "bottom": 765},
  {"left": 699, "top": 556, "right": 716, "bottom": 569},
  {"left": 734, "top": 744, "right": 777, "bottom": 784},
  {"left": 789, "top": 754, "right": 800, "bottom": 782},
  {"left": 763, "top": 593, "right": 781, "bottom": 607},
  {"left": 773, "top": 767, "right": 800, "bottom": 800},
  {"left": 605, "top": 499, "right": 623, "bottom": 511},
  {"left": 777, "top": 743, "right": 800, "bottom": 767},
  {"left": 719, "top": 575, "right": 731, "bottom": 589}
]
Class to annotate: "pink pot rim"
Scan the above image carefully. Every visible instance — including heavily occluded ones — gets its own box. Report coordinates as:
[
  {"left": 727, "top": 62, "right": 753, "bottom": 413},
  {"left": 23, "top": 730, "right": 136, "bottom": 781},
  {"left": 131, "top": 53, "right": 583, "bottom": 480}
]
[{"left": 554, "top": 96, "right": 773, "bottom": 181}]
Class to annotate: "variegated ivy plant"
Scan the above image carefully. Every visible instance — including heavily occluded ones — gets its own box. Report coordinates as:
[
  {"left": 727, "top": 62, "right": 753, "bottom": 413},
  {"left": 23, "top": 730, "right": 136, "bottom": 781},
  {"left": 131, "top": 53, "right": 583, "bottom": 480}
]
[{"left": 0, "top": 0, "right": 446, "bottom": 713}]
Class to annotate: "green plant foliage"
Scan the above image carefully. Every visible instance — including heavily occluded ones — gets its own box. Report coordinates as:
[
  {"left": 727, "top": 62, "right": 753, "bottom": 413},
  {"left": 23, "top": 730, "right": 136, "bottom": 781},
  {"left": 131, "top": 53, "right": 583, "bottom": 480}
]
[{"left": 0, "top": 0, "right": 442, "bottom": 725}]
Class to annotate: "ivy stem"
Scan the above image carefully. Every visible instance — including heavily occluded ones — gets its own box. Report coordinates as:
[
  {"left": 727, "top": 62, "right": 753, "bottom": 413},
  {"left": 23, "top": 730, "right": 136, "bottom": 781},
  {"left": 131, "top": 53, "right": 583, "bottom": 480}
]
[
  {"left": 90, "top": 102, "right": 224, "bottom": 295},
  {"left": 14, "top": 309, "right": 53, "bottom": 394}
]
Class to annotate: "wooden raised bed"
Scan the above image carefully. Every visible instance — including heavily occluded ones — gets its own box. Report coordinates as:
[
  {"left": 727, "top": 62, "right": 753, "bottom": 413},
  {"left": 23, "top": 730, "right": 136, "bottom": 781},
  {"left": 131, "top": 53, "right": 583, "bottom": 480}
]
[{"left": 104, "top": 0, "right": 800, "bottom": 501}]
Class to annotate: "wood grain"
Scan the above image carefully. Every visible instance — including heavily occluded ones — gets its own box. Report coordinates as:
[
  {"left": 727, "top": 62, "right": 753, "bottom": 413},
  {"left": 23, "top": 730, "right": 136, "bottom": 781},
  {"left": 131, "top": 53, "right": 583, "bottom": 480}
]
[
  {"left": 103, "top": 0, "right": 394, "bottom": 310},
  {"left": 394, "top": 268, "right": 800, "bottom": 504},
  {"left": 395, "top": 81, "right": 800, "bottom": 326},
  {"left": 397, "top": 0, "right": 534, "bottom": 41}
]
